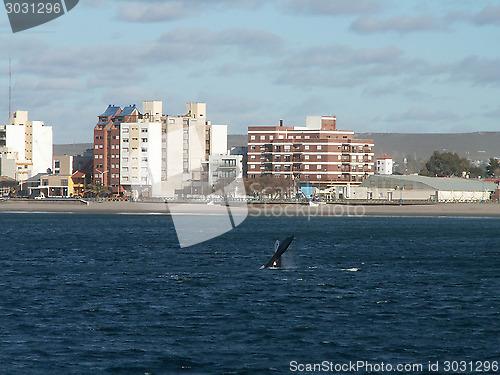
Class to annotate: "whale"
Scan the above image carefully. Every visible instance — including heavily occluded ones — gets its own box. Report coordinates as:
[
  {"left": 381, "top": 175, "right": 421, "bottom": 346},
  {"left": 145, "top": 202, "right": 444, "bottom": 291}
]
[{"left": 262, "top": 235, "right": 295, "bottom": 269}]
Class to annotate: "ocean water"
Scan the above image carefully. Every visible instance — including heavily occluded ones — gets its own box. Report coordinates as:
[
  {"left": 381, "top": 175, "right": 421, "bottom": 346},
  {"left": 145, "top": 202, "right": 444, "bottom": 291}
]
[{"left": 0, "top": 214, "right": 499, "bottom": 374}]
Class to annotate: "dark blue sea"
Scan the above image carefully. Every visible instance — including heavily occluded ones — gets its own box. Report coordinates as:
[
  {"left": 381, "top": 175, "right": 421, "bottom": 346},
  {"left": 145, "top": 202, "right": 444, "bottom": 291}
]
[{"left": 0, "top": 214, "right": 499, "bottom": 374}]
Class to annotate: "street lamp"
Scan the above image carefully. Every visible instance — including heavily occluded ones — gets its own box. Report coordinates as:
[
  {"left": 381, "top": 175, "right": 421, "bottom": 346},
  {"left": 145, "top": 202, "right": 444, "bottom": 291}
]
[{"left": 95, "top": 169, "right": 109, "bottom": 184}]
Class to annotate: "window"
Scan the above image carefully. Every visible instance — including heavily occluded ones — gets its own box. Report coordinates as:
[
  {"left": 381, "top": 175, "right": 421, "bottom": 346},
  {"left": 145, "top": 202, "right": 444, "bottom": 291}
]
[
  {"left": 142, "top": 157, "right": 148, "bottom": 162},
  {"left": 305, "top": 135, "right": 310, "bottom": 139},
  {"left": 141, "top": 138, "right": 148, "bottom": 143},
  {"left": 305, "top": 155, "right": 310, "bottom": 160},
  {"left": 99, "top": 145, "right": 103, "bottom": 149},
  {"left": 141, "top": 128, "right": 148, "bottom": 133},
  {"left": 141, "top": 147, "right": 147, "bottom": 153},
  {"left": 269, "top": 136, "right": 274, "bottom": 140},
  {"left": 317, "top": 145, "right": 322, "bottom": 150},
  {"left": 317, "top": 155, "right": 322, "bottom": 159},
  {"left": 95, "top": 145, "right": 99, "bottom": 149},
  {"left": 305, "top": 165, "right": 309, "bottom": 170},
  {"left": 95, "top": 155, "right": 99, "bottom": 159},
  {"left": 123, "top": 138, "right": 129, "bottom": 143},
  {"left": 317, "top": 165, "right": 322, "bottom": 170},
  {"left": 260, "top": 135, "right": 265, "bottom": 140},
  {"left": 251, "top": 155, "right": 256, "bottom": 159},
  {"left": 123, "top": 128, "right": 129, "bottom": 133},
  {"left": 251, "top": 165, "right": 256, "bottom": 169},
  {"left": 250, "top": 135, "right": 255, "bottom": 140},
  {"left": 305, "top": 145, "right": 309, "bottom": 150}
]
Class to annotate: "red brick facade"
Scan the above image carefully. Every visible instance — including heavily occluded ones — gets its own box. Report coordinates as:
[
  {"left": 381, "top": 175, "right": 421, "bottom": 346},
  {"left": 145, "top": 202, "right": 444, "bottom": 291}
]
[{"left": 248, "top": 117, "right": 374, "bottom": 186}]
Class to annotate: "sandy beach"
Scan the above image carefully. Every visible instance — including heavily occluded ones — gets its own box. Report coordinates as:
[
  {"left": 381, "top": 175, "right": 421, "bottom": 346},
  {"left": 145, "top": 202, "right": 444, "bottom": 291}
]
[{"left": 1, "top": 199, "right": 500, "bottom": 217}]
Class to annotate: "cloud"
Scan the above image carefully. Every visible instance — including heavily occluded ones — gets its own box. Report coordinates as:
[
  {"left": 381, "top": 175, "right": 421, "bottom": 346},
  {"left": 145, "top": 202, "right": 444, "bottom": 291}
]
[
  {"left": 117, "top": 0, "right": 267, "bottom": 22},
  {"left": 473, "top": 4, "right": 500, "bottom": 26},
  {"left": 159, "top": 27, "right": 284, "bottom": 55},
  {"left": 118, "top": 2, "right": 187, "bottom": 22},
  {"left": 387, "top": 108, "right": 458, "bottom": 123},
  {"left": 285, "top": 0, "right": 385, "bottom": 16},
  {"left": 351, "top": 14, "right": 441, "bottom": 33},
  {"left": 450, "top": 55, "right": 500, "bottom": 86},
  {"left": 283, "top": 44, "right": 403, "bottom": 69},
  {"left": 363, "top": 84, "right": 427, "bottom": 99}
]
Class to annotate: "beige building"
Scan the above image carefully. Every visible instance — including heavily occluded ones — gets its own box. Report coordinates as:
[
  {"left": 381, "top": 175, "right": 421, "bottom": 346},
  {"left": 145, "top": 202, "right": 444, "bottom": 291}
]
[{"left": 53, "top": 155, "right": 73, "bottom": 175}]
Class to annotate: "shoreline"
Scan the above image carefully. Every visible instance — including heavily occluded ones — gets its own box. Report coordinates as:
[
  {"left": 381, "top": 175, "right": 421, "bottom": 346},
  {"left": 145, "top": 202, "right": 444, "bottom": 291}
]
[{"left": 1, "top": 200, "right": 500, "bottom": 217}]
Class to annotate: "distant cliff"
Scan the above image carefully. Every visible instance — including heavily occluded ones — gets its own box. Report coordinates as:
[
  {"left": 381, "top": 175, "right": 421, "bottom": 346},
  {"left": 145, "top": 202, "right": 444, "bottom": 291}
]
[{"left": 356, "top": 132, "right": 500, "bottom": 162}]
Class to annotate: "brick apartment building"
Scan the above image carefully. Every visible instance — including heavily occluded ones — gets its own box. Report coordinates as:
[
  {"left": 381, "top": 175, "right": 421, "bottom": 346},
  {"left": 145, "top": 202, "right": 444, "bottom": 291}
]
[
  {"left": 93, "top": 105, "right": 140, "bottom": 194},
  {"left": 247, "top": 116, "right": 374, "bottom": 186}
]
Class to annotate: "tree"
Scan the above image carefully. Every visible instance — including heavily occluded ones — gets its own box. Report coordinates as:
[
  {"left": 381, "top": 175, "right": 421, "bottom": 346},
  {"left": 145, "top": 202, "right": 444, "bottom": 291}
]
[
  {"left": 244, "top": 176, "right": 294, "bottom": 199},
  {"left": 86, "top": 183, "right": 110, "bottom": 197},
  {"left": 420, "top": 151, "right": 470, "bottom": 177},
  {"left": 486, "top": 158, "right": 500, "bottom": 177}
]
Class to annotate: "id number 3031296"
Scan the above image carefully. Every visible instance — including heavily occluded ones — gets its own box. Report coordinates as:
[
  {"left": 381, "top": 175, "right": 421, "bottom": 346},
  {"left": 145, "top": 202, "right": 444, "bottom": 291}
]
[{"left": 5, "top": 2, "right": 62, "bottom": 14}]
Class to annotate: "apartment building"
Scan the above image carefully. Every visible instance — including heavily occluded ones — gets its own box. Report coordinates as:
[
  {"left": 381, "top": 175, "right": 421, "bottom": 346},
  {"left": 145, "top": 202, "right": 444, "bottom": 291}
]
[
  {"left": 94, "top": 101, "right": 228, "bottom": 198},
  {"left": 93, "top": 104, "right": 140, "bottom": 194},
  {"left": 161, "top": 103, "right": 228, "bottom": 197},
  {"left": 120, "top": 119, "right": 163, "bottom": 198},
  {"left": 0, "top": 111, "right": 53, "bottom": 181},
  {"left": 247, "top": 116, "right": 374, "bottom": 186},
  {"left": 376, "top": 154, "right": 393, "bottom": 175}
]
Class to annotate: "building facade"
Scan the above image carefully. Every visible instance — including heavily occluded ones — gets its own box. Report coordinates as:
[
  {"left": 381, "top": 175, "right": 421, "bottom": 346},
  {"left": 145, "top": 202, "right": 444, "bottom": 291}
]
[
  {"left": 120, "top": 120, "right": 163, "bottom": 198},
  {"left": 376, "top": 154, "right": 393, "bottom": 175},
  {"left": 0, "top": 111, "right": 53, "bottom": 181},
  {"left": 93, "top": 105, "right": 141, "bottom": 194},
  {"left": 93, "top": 101, "right": 228, "bottom": 198},
  {"left": 247, "top": 116, "right": 374, "bottom": 186}
]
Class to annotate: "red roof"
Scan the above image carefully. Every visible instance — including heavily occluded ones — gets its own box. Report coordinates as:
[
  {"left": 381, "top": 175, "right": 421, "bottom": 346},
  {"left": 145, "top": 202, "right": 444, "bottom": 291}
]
[
  {"left": 72, "top": 171, "right": 85, "bottom": 178},
  {"left": 377, "top": 154, "right": 392, "bottom": 160}
]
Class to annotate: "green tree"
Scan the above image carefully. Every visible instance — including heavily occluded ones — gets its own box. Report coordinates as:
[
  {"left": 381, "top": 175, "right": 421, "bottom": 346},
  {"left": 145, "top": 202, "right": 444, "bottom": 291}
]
[
  {"left": 486, "top": 158, "right": 500, "bottom": 177},
  {"left": 420, "top": 151, "right": 471, "bottom": 177}
]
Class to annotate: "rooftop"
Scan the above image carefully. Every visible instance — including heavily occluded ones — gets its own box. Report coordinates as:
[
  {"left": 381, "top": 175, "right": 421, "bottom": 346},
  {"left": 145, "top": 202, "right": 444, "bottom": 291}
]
[{"left": 361, "top": 174, "right": 497, "bottom": 191}]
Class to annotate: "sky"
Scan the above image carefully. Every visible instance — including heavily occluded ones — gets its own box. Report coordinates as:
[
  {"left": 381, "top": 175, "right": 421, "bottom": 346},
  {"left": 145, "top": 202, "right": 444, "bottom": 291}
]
[{"left": 1, "top": 0, "right": 500, "bottom": 143}]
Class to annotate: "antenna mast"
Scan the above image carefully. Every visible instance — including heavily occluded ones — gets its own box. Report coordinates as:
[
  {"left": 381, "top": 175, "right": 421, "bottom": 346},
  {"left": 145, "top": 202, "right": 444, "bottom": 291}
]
[{"left": 9, "top": 58, "right": 12, "bottom": 119}]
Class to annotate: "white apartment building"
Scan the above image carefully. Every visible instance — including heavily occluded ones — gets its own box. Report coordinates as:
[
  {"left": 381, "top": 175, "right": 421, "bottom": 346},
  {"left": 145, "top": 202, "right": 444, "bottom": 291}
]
[
  {"left": 161, "top": 103, "right": 228, "bottom": 197},
  {"left": 0, "top": 111, "right": 53, "bottom": 181},
  {"left": 376, "top": 155, "right": 393, "bottom": 175},
  {"left": 208, "top": 154, "right": 244, "bottom": 196}
]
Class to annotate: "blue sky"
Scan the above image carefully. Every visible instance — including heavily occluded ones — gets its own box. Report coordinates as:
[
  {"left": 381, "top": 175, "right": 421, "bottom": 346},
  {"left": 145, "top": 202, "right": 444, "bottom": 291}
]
[{"left": 1, "top": 0, "right": 500, "bottom": 143}]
